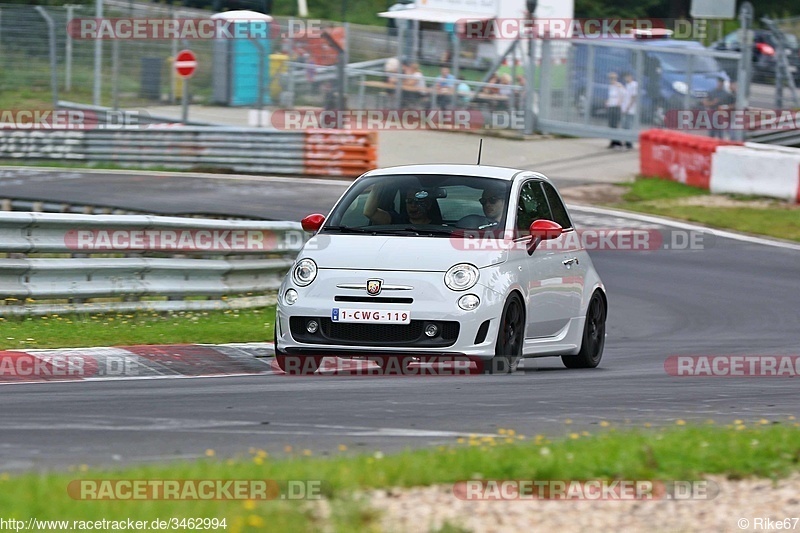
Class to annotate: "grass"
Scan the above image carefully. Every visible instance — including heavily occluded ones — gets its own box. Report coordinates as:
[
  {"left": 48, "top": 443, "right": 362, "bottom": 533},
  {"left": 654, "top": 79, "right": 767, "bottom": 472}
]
[
  {"left": 0, "top": 424, "right": 799, "bottom": 532},
  {"left": 614, "top": 177, "right": 800, "bottom": 242},
  {"left": 0, "top": 307, "right": 275, "bottom": 350}
]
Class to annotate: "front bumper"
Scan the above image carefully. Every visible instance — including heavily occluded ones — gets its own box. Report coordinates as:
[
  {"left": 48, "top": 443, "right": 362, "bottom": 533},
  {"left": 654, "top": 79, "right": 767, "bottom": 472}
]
[{"left": 276, "top": 268, "right": 505, "bottom": 359}]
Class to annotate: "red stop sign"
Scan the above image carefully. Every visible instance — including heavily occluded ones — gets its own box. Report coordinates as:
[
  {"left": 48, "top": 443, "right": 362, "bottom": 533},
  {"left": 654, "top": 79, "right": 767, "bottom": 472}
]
[{"left": 175, "top": 49, "right": 197, "bottom": 78}]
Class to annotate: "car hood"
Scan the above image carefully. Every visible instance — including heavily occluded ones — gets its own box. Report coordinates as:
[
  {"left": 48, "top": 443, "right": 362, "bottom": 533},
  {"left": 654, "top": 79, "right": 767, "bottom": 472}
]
[{"left": 301, "top": 234, "right": 507, "bottom": 271}]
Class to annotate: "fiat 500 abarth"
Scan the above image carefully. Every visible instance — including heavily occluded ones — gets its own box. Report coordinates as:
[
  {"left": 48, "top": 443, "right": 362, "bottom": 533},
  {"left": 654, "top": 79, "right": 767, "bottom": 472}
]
[{"left": 275, "top": 164, "right": 607, "bottom": 374}]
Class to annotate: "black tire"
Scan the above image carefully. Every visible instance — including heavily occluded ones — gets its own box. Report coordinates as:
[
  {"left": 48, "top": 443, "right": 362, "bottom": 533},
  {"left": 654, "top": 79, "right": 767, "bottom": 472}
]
[
  {"left": 484, "top": 294, "right": 525, "bottom": 374},
  {"left": 562, "top": 292, "right": 606, "bottom": 369}
]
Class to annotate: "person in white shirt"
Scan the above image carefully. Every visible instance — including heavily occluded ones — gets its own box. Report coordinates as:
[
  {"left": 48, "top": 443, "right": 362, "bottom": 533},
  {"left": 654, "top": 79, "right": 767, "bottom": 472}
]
[
  {"left": 605, "top": 72, "right": 624, "bottom": 148},
  {"left": 621, "top": 72, "right": 638, "bottom": 149}
]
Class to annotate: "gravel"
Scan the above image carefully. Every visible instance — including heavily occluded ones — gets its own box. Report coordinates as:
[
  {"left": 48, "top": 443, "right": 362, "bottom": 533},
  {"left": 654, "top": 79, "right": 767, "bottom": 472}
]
[{"left": 366, "top": 474, "right": 800, "bottom": 532}]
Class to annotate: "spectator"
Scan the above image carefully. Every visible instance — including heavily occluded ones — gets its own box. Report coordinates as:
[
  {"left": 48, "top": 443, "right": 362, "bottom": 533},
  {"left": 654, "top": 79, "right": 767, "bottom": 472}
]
[
  {"left": 605, "top": 72, "right": 624, "bottom": 148},
  {"left": 703, "top": 76, "right": 730, "bottom": 139},
  {"left": 385, "top": 57, "right": 400, "bottom": 85},
  {"left": 434, "top": 66, "right": 456, "bottom": 90},
  {"left": 456, "top": 78, "right": 473, "bottom": 107},
  {"left": 621, "top": 72, "right": 638, "bottom": 149}
]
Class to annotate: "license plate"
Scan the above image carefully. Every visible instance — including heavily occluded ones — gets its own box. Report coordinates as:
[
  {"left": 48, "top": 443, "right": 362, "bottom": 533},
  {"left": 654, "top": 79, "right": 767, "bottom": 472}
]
[{"left": 331, "top": 308, "right": 410, "bottom": 324}]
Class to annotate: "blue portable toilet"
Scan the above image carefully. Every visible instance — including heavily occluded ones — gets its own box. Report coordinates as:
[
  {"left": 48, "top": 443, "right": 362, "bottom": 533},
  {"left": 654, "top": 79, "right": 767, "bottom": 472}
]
[{"left": 211, "top": 10, "right": 273, "bottom": 106}]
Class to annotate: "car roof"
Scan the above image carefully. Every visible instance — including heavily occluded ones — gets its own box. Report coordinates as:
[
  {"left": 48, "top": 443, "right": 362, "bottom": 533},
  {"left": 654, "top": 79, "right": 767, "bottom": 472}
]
[
  {"left": 362, "top": 164, "right": 546, "bottom": 182},
  {"left": 575, "top": 36, "right": 706, "bottom": 51}
]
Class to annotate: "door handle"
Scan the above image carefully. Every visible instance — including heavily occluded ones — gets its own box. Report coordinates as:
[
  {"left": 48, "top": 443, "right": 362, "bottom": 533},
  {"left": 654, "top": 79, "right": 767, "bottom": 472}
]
[{"left": 562, "top": 257, "right": 579, "bottom": 267}]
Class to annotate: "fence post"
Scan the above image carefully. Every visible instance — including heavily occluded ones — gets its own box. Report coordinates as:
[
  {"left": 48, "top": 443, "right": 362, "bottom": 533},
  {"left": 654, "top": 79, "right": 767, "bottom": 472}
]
[
  {"left": 735, "top": 2, "right": 753, "bottom": 142},
  {"left": 34, "top": 6, "right": 59, "bottom": 111},
  {"left": 93, "top": 0, "right": 103, "bottom": 106}
]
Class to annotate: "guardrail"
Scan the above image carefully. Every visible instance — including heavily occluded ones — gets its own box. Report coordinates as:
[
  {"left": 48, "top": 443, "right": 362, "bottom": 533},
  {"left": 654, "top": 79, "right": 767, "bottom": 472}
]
[
  {"left": 0, "top": 212, "right": 306, "bottom": 316},
  {"left": 0, "top": 128, "right": 378, "bottom": 178}
]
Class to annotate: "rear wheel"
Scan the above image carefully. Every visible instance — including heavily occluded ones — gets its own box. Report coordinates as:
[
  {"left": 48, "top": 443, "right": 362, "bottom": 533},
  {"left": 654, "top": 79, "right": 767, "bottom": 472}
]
[
  {"left": 484, "top": 294, "right": 525, "bottom": 374},
  {"left": 562, "top": 292, "right": 606, "bottom": 369}
]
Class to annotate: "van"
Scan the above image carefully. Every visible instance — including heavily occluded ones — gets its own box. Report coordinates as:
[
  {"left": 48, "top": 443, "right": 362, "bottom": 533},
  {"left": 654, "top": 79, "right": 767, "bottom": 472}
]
[{"left": 571, "top": 35, "right": 730, "bottom": 125}]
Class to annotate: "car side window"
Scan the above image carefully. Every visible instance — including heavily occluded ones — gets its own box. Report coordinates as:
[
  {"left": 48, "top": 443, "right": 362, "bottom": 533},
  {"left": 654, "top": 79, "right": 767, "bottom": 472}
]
[
  {"left": 516, "top": 181, "right": 552, "bottom": 236},
  {"left": 542, "top": 182, "right": 572, "bottom": 230}
]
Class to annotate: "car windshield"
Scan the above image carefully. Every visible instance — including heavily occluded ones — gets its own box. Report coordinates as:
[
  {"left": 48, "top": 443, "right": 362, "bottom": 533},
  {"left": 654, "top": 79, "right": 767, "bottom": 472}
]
[
  {"left": 323, "top": 174, "right": 512, "bottom": 236},
  {"left": 651, "top": 51, "right": 721, "bottom": 73}
]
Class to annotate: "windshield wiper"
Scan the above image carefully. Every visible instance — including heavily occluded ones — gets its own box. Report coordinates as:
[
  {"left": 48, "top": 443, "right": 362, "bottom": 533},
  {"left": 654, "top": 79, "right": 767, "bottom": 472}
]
[
  {"left": 399, "top": 227, "right": 460, "bottom": 237},
  {"left": 322, "top": 225, "right": 375, "bottom": 234}
]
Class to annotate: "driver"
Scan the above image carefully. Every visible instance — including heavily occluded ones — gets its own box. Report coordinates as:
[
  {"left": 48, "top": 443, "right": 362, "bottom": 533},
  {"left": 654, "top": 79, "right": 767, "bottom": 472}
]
[
  {"left": 479, "top": 186, "right": 506, "bottom": 224},
  {"left": 364, "top": 186, "right": 440, "bottom": 225}
]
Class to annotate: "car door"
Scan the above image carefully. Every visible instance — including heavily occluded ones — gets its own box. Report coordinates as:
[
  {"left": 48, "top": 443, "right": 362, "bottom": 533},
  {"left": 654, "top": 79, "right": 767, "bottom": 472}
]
[
  {"left": 542, "top": 181, "right": 587, "bottom": 326},
  {"left": 514, "top": 180, "right": 573, "bottom": 339}
]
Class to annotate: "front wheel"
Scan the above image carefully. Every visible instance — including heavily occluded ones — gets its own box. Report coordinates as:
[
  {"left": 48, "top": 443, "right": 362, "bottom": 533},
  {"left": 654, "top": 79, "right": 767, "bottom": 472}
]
[
  {"left": 484, "top": 294, "right": 525, "bottom": 374},
  {"left": 562, "top": 292, "right": 606, "bottom": 369}
]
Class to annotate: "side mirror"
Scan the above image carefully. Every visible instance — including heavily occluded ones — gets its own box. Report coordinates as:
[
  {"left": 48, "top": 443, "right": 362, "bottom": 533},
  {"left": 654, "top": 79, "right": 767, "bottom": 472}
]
[
  {"left": 527, "top": 219, "right": 563, "bottom": 255},
  {"left": 301, "top": 214, "right": 326, "bottom": 232}
]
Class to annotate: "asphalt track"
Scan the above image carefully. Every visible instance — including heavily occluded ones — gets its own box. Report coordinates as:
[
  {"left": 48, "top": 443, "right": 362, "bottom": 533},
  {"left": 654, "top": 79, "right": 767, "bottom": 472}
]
[{"left": 0, "top": 173, "right": 799, "bottom": 471}]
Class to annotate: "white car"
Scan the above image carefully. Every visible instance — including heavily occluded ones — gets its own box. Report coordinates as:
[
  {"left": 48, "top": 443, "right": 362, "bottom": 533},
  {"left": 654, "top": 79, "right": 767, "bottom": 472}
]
[{"left": 275, "top": 164, "right": 607, "bottom": 374}]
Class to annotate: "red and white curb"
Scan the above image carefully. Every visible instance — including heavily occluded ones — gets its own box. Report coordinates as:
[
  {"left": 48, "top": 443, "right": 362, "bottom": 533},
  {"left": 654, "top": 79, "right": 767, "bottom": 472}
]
[{"left": 0, "top": 343, "right": 275, "bottom": 384}]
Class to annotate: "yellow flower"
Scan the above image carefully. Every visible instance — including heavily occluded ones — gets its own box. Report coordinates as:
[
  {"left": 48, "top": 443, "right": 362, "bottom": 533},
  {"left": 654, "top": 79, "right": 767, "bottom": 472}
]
[
  {"left": 243, "top": 500, "right": 256, "bottom": 511},
  {"left": 253, "top": 457, "right": 264, "bottom": 466},
  {"left": 205, "top": 449, "right": 215, "bottom": 457},
  {"left": 569, "top": 433, "right": 580, "bottom": 440},
  {"left": 338, "top": 444, "right": 348, "bottom": 452},
  {"left": 676, "top": 420, "right": 686, "bottom": 426},
  {"left": 599, "top": 421, "right": 610, "bottom": 427},
  {"left": 246, "top": 515, "right": 264, "bottom": 527}
]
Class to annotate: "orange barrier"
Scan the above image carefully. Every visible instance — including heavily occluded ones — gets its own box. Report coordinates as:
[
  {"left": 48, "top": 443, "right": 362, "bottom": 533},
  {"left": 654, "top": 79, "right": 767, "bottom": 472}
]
[
  {"left": 304, "top": 130, "right": 378, "bottom": 178},
  {"left": 639, "top": 130, "right": 742, "bottom": 189}
]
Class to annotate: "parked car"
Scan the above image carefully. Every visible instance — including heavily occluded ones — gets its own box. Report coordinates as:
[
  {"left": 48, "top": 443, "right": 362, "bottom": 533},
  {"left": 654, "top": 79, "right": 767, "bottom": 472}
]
[
  {"left": 571, "top": 33, "right": 730, "bottom": 125},
  {"left": 711, "top": 29, "right": 800, "bottom": 83},
  {"left": 275, "top": 164, "right": 607, "bottom": 375}
]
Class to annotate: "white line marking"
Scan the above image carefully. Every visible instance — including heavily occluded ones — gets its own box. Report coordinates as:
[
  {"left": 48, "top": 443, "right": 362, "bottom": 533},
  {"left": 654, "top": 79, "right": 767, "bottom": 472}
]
[{"left": 569, "top": 204, "right": 800, "bottom": 252}]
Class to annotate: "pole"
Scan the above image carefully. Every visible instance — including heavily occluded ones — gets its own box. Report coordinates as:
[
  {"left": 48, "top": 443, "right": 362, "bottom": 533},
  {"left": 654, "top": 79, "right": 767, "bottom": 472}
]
[
  {"left": 66, "top": 5, "right": 75, "bottom": 91},
  {"left": 35, "top": 6, "right": 58, "bottom": 110},
  {"left": 735, "top": 2, "right": 753, "bottom": 142},
  {"left": 182, "top": 75, "right": 189, "bottom": 123},
  {"left": 93, "top": 0, "right": 103, "bottom": 106},
  {"left": 112, "top": 39, "right": 120, "bottom": 110},
  {"left": 524, "top": 18, "right": 537, "bottom": 134}
]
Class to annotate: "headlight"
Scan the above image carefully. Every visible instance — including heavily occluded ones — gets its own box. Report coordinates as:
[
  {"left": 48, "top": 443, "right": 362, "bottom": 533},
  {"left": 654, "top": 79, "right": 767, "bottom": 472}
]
[
  {"left": 292, "top": 259, "right": 317, "bottom": 287},
  {"left": 672, "top": 81, "right": 689, "bottom": 95},
  {"left": 445, "top": 263, "right": 479, "bottom": 291},
  {"left": 458, "top": 294, "right": 480, "bottom": 311},
  {"left": 284, "top": 289, "right": 298, "bottom": 305}
]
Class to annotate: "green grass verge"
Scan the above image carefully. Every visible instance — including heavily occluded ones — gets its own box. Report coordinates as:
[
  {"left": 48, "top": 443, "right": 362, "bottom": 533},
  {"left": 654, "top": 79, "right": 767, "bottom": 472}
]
[
  {"left": 614, "top": 178, "right": 800, "bottom": 242},
  {"left": 0, "top": 307, "right": 275, "bottom": 350},
  {"left": 1, "top": 424, "right": 799, "bottom": 532}
]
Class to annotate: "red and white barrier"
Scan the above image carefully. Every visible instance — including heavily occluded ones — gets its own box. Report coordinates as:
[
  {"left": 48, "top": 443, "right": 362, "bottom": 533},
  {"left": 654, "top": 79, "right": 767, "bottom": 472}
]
[
  {"left": 710, "top": 143, "right": 800, "bottom": 203},
  {"left": 640, "top": 130, "right": 800, "bottom": 203}
]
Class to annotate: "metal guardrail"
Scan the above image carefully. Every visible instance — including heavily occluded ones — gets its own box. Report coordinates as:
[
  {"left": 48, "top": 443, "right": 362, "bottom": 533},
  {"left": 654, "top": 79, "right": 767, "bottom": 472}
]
[
  {"left": 0, "top": 212, "right": 305, "bottom": 315},
  {"left": 0, "top": 127, "right": 377, "bottom": 177}
]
